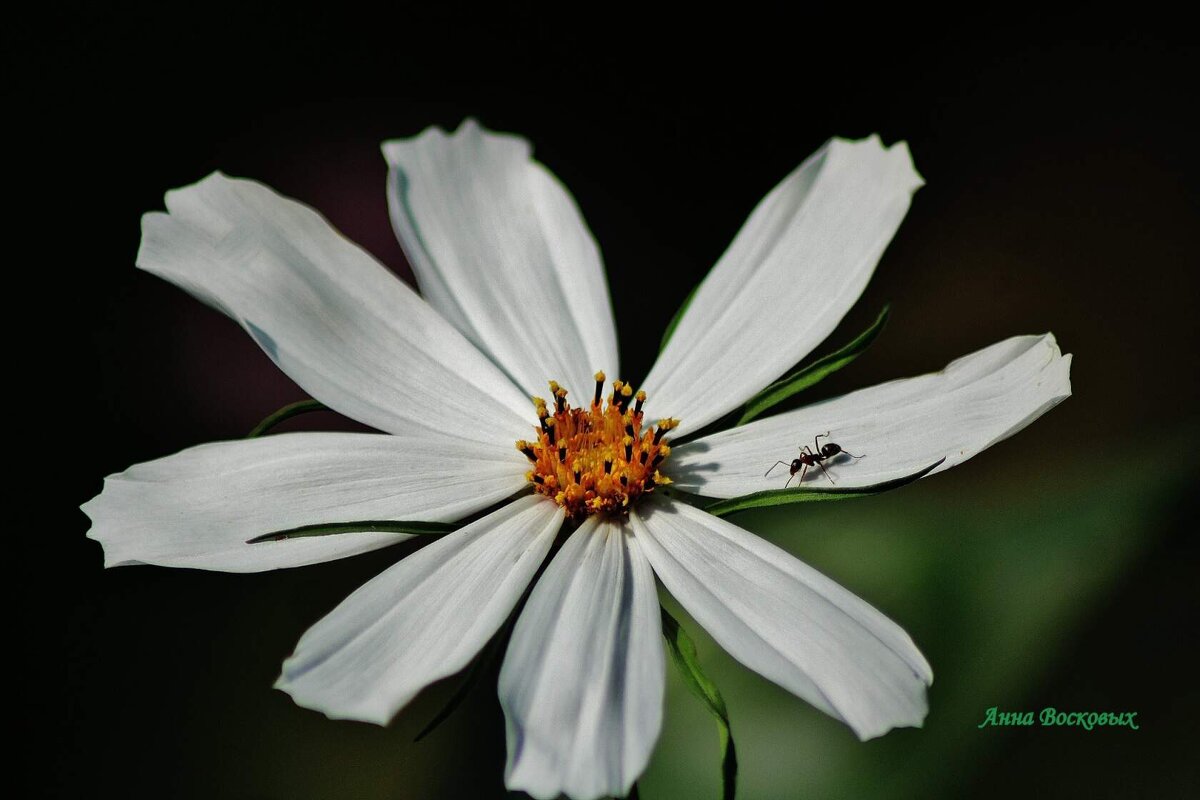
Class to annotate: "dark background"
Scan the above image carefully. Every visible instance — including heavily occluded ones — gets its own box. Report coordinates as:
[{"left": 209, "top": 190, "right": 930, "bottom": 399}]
[{"left": 10, "top": 5, "right": 1197, "bottom": 798}]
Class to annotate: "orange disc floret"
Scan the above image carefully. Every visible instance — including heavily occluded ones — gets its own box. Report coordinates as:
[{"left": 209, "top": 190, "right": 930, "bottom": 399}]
[{"left": 518, "top": 372, "right": 676, "bottom": 520}]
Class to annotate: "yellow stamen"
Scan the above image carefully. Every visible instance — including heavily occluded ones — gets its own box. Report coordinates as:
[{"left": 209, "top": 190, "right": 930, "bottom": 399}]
[{"left": 520, "top": 376, "right": 677, "bottom": 520}]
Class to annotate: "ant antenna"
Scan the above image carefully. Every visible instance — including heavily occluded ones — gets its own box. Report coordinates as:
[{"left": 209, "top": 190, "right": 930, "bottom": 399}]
[
  {"left": 842, "top": 450, "right": 866, "bottom": 459},
  {"left": 765, "top": 460, "right": 790, "bottom": 477}
]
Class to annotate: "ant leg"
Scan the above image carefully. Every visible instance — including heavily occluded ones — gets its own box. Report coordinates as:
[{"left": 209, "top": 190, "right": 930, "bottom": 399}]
[
  {"left": 765, "top": 461, "right": 790, "bottom": 477},
  {"left": 816, "top": 460, "right": 836, "bottom": 485},
  {"left": 814, "top": 432, "right": 829, "bottom": 453},
  {"left": 798, "top": 463, "right": 809, "bottom": 485},
  {"left": 785, "top": 472, "right": 795, "bottom": 489}
]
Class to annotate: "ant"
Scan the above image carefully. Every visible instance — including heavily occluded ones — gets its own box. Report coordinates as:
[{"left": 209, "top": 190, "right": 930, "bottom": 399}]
[{"left": 765, "top": 432, "right": 864, "bottom": 487}]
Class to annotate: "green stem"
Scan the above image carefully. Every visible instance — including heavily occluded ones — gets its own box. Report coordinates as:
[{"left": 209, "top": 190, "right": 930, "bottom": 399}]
[
  {"left": 247, "top": 399, "right": 327, "bottom": 438},
  {"left": 246, "top": 520, "right": 454, "bottom": 544}
]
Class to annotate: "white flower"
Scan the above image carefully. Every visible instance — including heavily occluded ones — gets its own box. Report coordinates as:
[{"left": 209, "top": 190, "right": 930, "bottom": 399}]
[{"left": 83, "top": 120, "right": 1072, "bottom": 800}]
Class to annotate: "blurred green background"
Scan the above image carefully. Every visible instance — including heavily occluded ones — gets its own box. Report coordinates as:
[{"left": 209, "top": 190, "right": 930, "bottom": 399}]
[{"left": 13, "top": 4, "right": 1196, "bottom": 798}]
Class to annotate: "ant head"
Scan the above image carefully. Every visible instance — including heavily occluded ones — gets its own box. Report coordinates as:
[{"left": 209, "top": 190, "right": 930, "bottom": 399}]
[{"left": 821, "top": 443, "right": 842, "bottom": 458}]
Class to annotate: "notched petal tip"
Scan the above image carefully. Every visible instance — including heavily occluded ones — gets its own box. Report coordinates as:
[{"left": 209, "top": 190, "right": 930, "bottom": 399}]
[
  {"left": 843, "top": 657, "right": 930, "bottom": 742},
  {"left": 826, "top": 134, "right": 925, "bottom": 191},
  {"left": 1025, "top": 332, "right": 1073, "bottom": 409},
  {"left": 273, "top": 659, "right": 397, "bottom": 727},
  {"left": 853, "top": 650, "right": 933, "bottom": 741},
  {"left": 852, "top": 701, "right": 930, "bottom": 741},
  {"left": 274, "top": 673, "right": 395, "bottom": 727},
  {"left": 890, "top": 139, "right": 926, "bottom": 189},
  {"left": 1057, "top": 352, "right": 1075, "bottom": 399},
  {"left": 381, "top": 117, "right": 532, "bottom": 164},
  {"left": 80, "top": 477, "right": 139, "bottom": 569},
  {"left": 159, "top": 169, "right": 236, "bottom": 212}
]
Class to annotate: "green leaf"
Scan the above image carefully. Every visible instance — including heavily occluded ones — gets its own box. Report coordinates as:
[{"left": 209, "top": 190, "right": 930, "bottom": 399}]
[
  {"left": 703, "top": 458, "right": 946, "bottom": 518},
  {"left": 738, "top": 305, "right": 891, "bottom": 425},
  {"left": 659, "top": 282, "right": 702, "bottom": 354},
  {"left": 247, "top": 398, "right": 328, "bottom": 438},
  {"left": 246, "top": 519, "right": 454, "bottom": 544},
  {"left": 661, "top": 606, "right": 737, "bottom": 800}
]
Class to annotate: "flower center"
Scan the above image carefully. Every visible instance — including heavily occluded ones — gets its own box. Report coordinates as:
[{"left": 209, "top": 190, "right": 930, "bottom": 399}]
[{"left": 517, "top": 372, "right": 678, "bottom": 520}]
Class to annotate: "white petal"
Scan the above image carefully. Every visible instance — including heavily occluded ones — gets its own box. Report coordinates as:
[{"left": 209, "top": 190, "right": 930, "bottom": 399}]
[
  {"left": 384, "top": 120, "right": 619, "bottom": 400},
  {"left": 137, "top": 172, "right": 532, "bottom": 445},
  {"left": 82, "top": 431, "right": 529, "bottom": 572},
  {"left": 642, "top": 136, "right": 923, "bottom": 435},
  {"left": 672, "top": 334, "right": 1072, "bottom": 497},
  {"left": 277, "top": 494, "right": 563, "bottom": 725},
  {"left": 500, "top": 517, "right": 664, "bottom": 800},
  {"left": 632, "top": 499, "right": 931, "bottom": 740}
]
